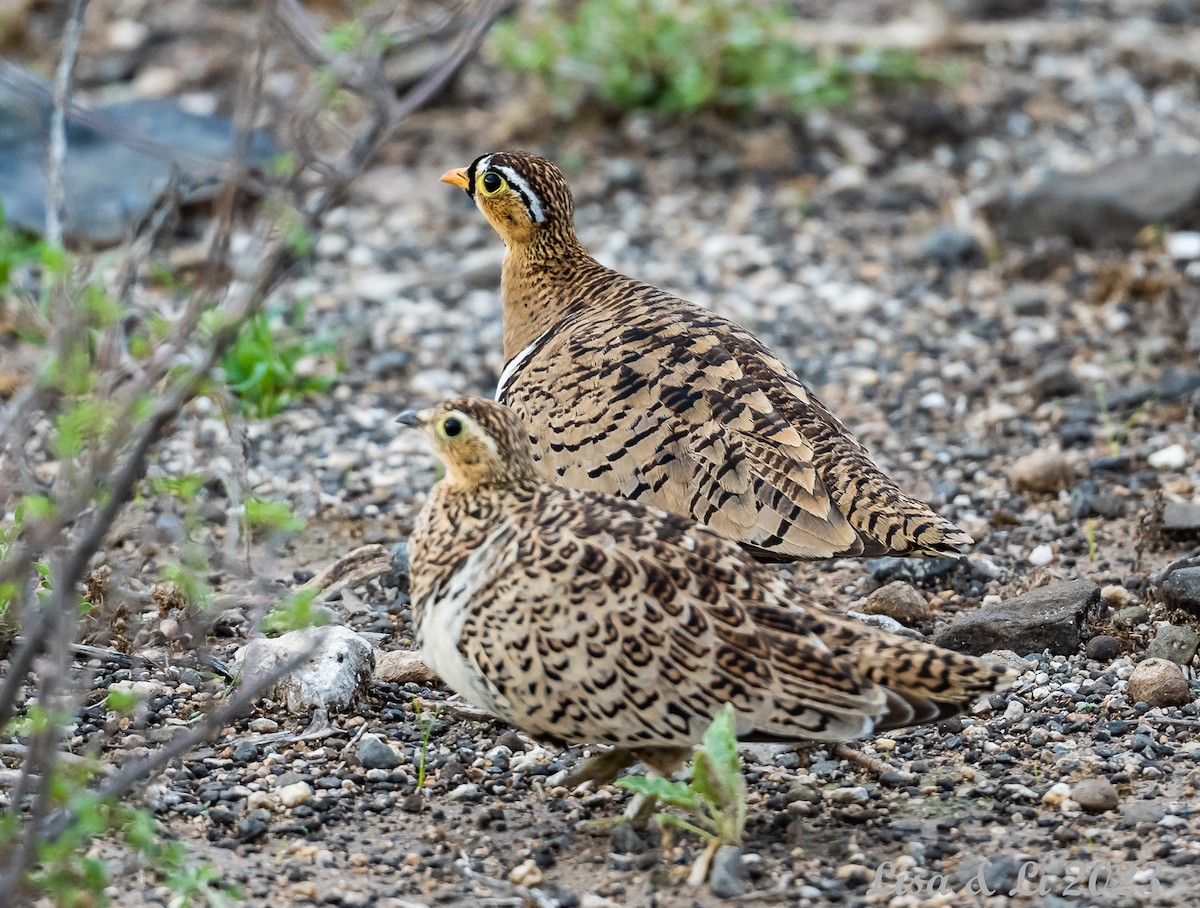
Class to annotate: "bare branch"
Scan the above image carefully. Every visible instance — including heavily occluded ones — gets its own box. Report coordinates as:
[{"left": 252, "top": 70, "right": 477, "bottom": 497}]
[{"left": 44, "top": 0, "right": 90, "bottom": 246}]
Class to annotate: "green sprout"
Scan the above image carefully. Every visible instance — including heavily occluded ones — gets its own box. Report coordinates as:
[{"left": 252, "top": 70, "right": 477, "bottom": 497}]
[{"left": 617, "top": 703, "right": 747, "bottom": 884}]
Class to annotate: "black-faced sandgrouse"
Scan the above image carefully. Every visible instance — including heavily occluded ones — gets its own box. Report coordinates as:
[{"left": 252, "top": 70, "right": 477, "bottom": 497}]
[
  {"left": 441, "top": 152, "right": 972, "bottom": 562},
  {"left": 401, "top": 397, "right": 1011, "bottom": 796}
]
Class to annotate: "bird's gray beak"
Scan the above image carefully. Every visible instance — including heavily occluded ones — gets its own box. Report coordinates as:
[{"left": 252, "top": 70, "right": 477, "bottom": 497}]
[{"left": 396, "top": 409, "right": 425, "bottom": 428}]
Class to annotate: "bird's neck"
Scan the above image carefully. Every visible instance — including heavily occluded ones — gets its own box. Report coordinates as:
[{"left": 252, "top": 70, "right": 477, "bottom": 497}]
[{"left": 500, "top": 233, "right": 603, "bottom": 360}]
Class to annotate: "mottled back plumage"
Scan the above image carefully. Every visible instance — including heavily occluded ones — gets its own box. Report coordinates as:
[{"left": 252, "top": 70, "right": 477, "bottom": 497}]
[
  {"left": 404, "top": 397, "right": 1011, "bottom": 773},
  {"left": 442, "top": 152, "right": 972, "bottom": 562}
]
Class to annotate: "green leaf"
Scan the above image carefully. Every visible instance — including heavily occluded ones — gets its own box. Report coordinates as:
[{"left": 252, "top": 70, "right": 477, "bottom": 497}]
[
  {"left": 105, "top": 687, "right": 140, "bottom": 714},
  {"left": 262, "top": 587, "right": 327, "bottom": 635},
  {"left": 615, "top": 773, "right": 698, "bottom": 811},
  {"left": 244, "top": 498, "right": 305, "bottom": 535}
]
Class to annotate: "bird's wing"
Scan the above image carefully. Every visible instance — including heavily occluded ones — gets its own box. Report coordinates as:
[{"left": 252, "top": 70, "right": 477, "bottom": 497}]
[
  {"left": 454, "top": 488, "right": 890, "bottom": 749},
  {"left": 503, "top": 304, "right": 865, "bottom": 560}
]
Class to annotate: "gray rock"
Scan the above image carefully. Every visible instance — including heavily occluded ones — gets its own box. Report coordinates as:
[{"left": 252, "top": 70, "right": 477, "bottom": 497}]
[
  {"left": 920, "top": 224, "right": 986, "bottom": 270},
  {"left": 935, "top": 580, "right": 1098, "bottom": 656},
  {"left": 1163, "top": 500, "right": 1200, "bottom": 536},
  {"left": 860, "top": 581, "right": 929, "bottom": 627},
  {"left": 1069, "top": 481, "right": 1126, "bottom": 520},
  {"left": 1086, "top": 635, "right": 1122, "bottom": 662},
  {"left": 866, "top": 556, "right": 961, "bottom": 589},
  {"left": 357, "top": 733, "right": 401, "bottom": 770},
  {"left": 1122, "top": 801, "right": 1167, "bottom": 826},
  {"left": 1127, "top": 658, "right": 1192, "bottom": 707},
  {"left": 1071, "top": 778, "right": 1120, "bottom": 813},
  {"left": 232, "top": 741, "right": 258, "bottom": 764},
  {"left": 1146, "top": 625, "right": 1200, "bottom": 665},
  {"left": 1002, "top": 284, "right": 1048, "bottom": 316},
  {"left": 236, "top": 625, "right": 375, "bottom": 714},
  {"left": 709, "top": 845, "right": 746, "bottom": 899},
  {"left": 0, "top": 78, "right": 277, "bottom": 244},
  {"left": 1161, "top": 568, "right": 1200, "bottom": 613},
  {"left": 1114, "top": 605, "right": 1150, "bottom": 627},
  {"left": 609, "top": 821, "right": 646, "bottom": 855},
  {"left": 991, "top": 153, "right": 1200, "bottom": 248},
  {"left": 388, "top": 541, "right": 411, "bottom": 593},
  {"left": 1030, "top": 363, "right": 1082, "bottom": 402}
]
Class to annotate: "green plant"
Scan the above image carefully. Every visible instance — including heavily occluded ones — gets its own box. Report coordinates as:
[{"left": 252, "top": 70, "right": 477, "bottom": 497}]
[
  {"left": 412, "top": 698, "right": 441, "bottom": 789},
  {"left": 1086, "top": 518, "right": 1098, "bottom": 562},
  {"left": 617, "top": 703, "right": 746, "bottom": 884},
  {"left": 261, "top": 587, "right": 327, "bottom": 635},
  {"left": 493, "top": 0, "right": 933, "bottom": 117},
  {"left": 216, "top": 304, "right": 339, "bottom": 418}
]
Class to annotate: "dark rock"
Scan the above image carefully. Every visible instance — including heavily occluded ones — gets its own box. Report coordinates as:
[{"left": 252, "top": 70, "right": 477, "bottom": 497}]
[
  {"left": 1030, "top": 363, "right": 1081, "bottom": 402},
  {"left": 1070, "top": 481, "right": 1127, "bottom": 519},
  {"left": 388, "top": 541, "right": 411, "bottom": 593},
  {"left": 1162, "top": 501, "right": 1200, "bottom": 538},
  {"left": 949, "top": 0, "right": 1048, "bottom": 18},
  {"left": 1003, "top": 285, "right": 1049, "bottom": 317},
  {"left": 236, "top": 816, "right": 268, "bottom": 842},
  {"left": 609, "top": 822, "right": 646, "bottom": 855},
  {"left": 990, "top": 153, "right": 1200, "bottom": 248},
  {"left": 920, "top": 224, "right": 987, "bottom": 270},
  {"left": 1086, "top": 635, "right": 1122, "bottom": 661},
  {"left": 1146, "top": 625, "right": 1200, "bottom": 665},
  {"left": 866, "top": 556, "right": 961, "bottom": 589},
  {"left": 1072, "top": 778, "right": 1119, "bottom": 813},
  {"left": 1128, "top": 658, "right": 1191, "bottom": 707},
  {"left": 232, "top": 742, "right": 258, "bottom": 764},
  {"left": 934, "top": 580, "right": 1098, "bottom": 656},
  {"left": 709, "top": 845, "right": 746, "bottom": 899},
  {"left": 1161, "top": 568, "right": 1200, "bottom": 613},
  {"left": 860, "top": 581, "right": 928, "bottom": 627},
  {"left": 357, "top": 733, "right": 401, "bottom": 770},
  {"left": 0, "top": 80, "right": 277, "bottom": 244}
]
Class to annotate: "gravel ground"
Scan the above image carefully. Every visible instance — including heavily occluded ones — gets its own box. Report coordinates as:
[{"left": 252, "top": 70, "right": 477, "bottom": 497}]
[{"left": 7, "top": 0, "right": 1200, "bottom": 905}]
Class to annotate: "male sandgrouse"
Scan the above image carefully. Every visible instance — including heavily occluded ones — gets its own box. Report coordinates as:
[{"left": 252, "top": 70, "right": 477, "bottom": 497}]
[
  {"left": 401, "top": 397, "right": 1011, "bottom": 790},
  {"left": 441, "top": 152, "right": 972, "bottom": 562}
]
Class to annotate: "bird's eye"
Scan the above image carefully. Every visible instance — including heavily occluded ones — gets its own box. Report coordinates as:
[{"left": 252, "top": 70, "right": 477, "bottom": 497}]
[
  {"left": 441, "top": 416, "right": 463, "bottom": 438},
  {"left": 480, "top": 171, "right": 505, "bottom": 195}
]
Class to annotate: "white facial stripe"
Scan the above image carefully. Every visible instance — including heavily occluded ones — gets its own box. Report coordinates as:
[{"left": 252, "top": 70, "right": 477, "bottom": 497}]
[
  {"left": 494, "top": 164, "right": 546, "bottom": 223},
  {"left": 474, "top": 155, "right": 493, "bottom": 183}
]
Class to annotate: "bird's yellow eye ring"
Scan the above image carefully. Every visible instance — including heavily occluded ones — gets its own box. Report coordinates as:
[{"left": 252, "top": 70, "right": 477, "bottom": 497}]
[
  {"left": 440, "top": 416, "right": 464, "bottom": 438},
  {"left": 479, "top": 171, "right": 506, "bottom": 196}
]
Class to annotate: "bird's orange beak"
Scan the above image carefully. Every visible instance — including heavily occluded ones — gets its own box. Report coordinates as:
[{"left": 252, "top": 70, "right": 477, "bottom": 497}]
[{"left": 440, "top": 167, "right": 470, "bottom": 190}]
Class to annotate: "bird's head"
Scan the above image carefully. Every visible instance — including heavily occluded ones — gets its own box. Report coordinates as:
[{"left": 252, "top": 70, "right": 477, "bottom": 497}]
[
  {"left": 441, "top": 152, "right": 575, "bottom": 247},
  {"left": 398, "top": 397, "right": 538, "bottom": 489}
]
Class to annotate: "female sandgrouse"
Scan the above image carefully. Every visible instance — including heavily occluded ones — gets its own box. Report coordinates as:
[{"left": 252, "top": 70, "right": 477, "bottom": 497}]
[
  {"left": 441, "top": 153, "right": 972, "bottom": 562},
  {"left": 401, "top": 397, "right": 1011, "bottom": 787}
]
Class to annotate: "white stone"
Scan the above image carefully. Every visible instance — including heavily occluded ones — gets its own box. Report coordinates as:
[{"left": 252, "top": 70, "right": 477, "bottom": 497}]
[
  {"left": 1029, "top": 543, "right": 1054, "bottom": 566},
  {"left": 1148, "top": 443, "right": 1188, "bottom": 470},
  {"left": 277, "top": 781, "right": 313, "bottom": 808},
  {"left": 919, "top": 391, "right": 947, "bottom": 410},
  {"left": 1041, "top": 781, "right": 1072, "bottom": 806},
  {"left": 236, "top": 626, "right": 375, "bottom": 714},
  {"left": 1166, "top": 232, "right": 1200, "bottom": 260}
]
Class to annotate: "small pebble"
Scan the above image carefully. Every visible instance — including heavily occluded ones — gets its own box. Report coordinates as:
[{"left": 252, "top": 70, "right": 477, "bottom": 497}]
[
  {"left": 1087, "top": 635, "right": 1122, "bottom": 661},
  {"left": 1128, "top": 658, "right": 1192, "bottom": 708},
  {"left": 709, "top": 845, "right": 746, "bottom": 899},
  {"left": 1071, "top": 778, "right": 1120, "bottom": 813},
  {"left": 278, "top": 781, "right": 314, "bottom": 808}
]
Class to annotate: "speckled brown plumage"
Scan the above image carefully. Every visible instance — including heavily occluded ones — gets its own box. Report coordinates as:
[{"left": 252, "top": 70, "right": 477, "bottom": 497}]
[
  {"left": 441, "top": 152, "right": 973, "bottom": 562},
  {"left": 402, "top": 397, "right": 1011, "bottom": 774}
]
